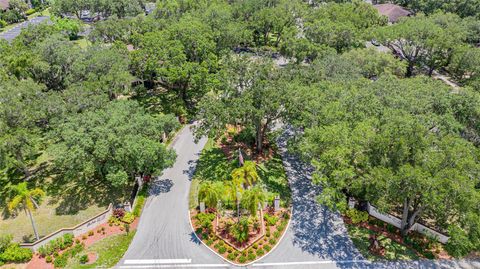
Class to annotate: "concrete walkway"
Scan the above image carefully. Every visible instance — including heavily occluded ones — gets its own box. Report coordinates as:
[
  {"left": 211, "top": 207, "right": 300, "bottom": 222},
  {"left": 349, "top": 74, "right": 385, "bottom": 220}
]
[{"left": 0, "top": 16, "right": 49, "bottom": 41}]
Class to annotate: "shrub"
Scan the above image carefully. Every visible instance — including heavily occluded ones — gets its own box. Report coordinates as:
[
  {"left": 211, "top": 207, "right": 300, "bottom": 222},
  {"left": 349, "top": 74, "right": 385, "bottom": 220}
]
[
  {"left": 206, "top": 239, "right": 214, "bottom": 246},
  {"left": 82, "top": 235, "right": 87, "bottom": 240},
  {"left": 79, "top": 254, "right": 89, "bottom": 264},
  {"left": 386, "top": 224, "right": 396, "bottom": 234},
  {"left": 88, "top": 231, "right": 94, "bottom": 236},
  {"left": 25, "top": 8, "right": 36, "bottom": 15},
  {"left": 53, "top": 251, "right": 59, "bottom": 258},
  {"left": 75, "top": 239, "right": 80, "bottom": 244},
  {"left": 0, "top": 20, "right": 7, "bottom": 28},
  {"left": 63, "top": 234, "right": 74, "bottom": 247},
  {"left": 238, "top": 255, "right": 246, "bottom": 263},
  {"left": 122, "top": 212, "right": 135, "bottom": 224},
  {"left": 113, "top": 208, "right": 126, "bottom": 219},
  {"left": 53, "top": 255, "right": 67, "bottom": 268},
  {"left": 264, "top": 244, "right": 271, "bottom": 251},
  {"left": 269, "top": 238, "right": 276, "bottom": 245},
  {"left": 346, "top": 209, "right": 369, "bottom": 224},
  {"left": 38, "top": 246, "right": 48, "bottom": 257},
  {"left": 227, "top": 253, "right": 236, "bottom": 260},
  {"left": 231, "top": 217, "right": 250, "bottom": 243},
  {"left": 253, "top": 243, "right": 258, "bottom": 249},
  {"left": 424, "top": 251, "right": 435, "bottom": 259},
  {"left": 264, "top": 214, "right": 278, "bottom": 226},
  {"left": 273, "top": 231, "right": 280, "bottom": 239},
  {"left": 0, "top": 244, "right": 33, "bottom": 263},
  {"left": 218, "top": 246, "right": 226, "bottom": 254},
  {"left": 227, "top": 248, "right": 233, "bottom": 253},
  {"left": 0, "top": 235, "right": 12, "bottom": 253},
  {"left": 256, "top": 248, "right": 265, "bottom": 256},
  {"left": 196, "top": 213, "right": 215, "bottom": 234},
  {"left": 282, "top": 211, "right": 290, "bottom": 220},
  {"left": 247, "top": 253, "right": 256, "bottom": 261},
  {"left": 133, "top": 185, "right": 148, "bottom": 217},
  {"left": 445, "top": 226, "right": 474, "bottom": 258},
  {"left": 214, "top": 243, "right": 220, "bottom": 249},
  {"left": 46, "top": 256, "right": 53, "bottom": 263}
]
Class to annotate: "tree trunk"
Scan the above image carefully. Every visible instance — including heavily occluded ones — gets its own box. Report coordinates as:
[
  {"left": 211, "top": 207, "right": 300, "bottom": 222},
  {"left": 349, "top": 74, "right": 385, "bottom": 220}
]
[
  {"left": 255, "top": 122, "right": 264, "bottom": 154},
  {"left": 406, "top": 62, "right": 414, "bottom": 77},
  {"left": 27, "top": 209, "right": 40, "bottom": 241}
]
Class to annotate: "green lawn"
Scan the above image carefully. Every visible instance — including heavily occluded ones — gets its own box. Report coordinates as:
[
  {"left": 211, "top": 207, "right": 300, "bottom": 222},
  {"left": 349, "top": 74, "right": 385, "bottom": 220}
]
[
  {"left": 347, "top": 224, "right": 420, "bottom": 261},
  {"left": 189, "top": 138, "right": 290, "bottom": 209},
  {"left": 66, "top": 232, "right": 136, "bottom": 269},
  {"left": 0, "top": 197, "right": 105, "bottom": 243}
]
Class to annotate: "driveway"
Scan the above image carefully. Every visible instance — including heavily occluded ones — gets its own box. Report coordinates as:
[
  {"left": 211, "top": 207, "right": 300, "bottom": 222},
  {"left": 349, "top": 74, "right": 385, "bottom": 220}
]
[
  {"left": 118, "top": 125, "right": 228, "bottom": 268},
  {"left": 117, "top": 126, "right": 479, "bottom": 269},
  {"left": 0, "top": 16, "right": 49, "bottom": 41}
]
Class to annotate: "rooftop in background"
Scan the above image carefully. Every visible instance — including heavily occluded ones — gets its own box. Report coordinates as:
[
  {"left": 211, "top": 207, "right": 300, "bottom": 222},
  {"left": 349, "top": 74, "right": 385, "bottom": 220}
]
[
  {"left": 374, "top": 3, "right": 412, "bottom": 23},
  {"left": 0, "top": 0, "right": 9, "bottom": 11}
]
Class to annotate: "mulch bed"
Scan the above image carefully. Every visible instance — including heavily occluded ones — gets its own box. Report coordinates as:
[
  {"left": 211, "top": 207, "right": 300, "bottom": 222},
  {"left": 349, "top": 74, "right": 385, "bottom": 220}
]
[
  {"left": 218, "top": 126, "right": 274, "bottom": 163},
  {"left": 344, "top": 216, "right": 450, "bottom": 260},
  {"left": 26, "top": 218, "right": 139, "bottom": 269}
]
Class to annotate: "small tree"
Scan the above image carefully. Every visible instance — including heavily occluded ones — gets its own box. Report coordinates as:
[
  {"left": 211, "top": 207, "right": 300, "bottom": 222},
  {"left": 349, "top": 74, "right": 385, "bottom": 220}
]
[
  {"left": 7, "top": 183, "right": 45, "bottom": 241},
  {"left": 241, "top": 187, "right": 266, "bottom": 216},
  {"left": 231, "top": 161, "right": 259, "bottom": 188},
  {"left": 198, "top": 182, "right": 221, "bottom": 209}
]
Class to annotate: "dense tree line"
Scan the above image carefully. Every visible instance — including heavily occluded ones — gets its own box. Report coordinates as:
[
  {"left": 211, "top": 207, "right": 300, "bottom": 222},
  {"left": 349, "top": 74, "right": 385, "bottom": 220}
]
[{"left": 0, "top": 0, "right": 479, "bottom": 257}]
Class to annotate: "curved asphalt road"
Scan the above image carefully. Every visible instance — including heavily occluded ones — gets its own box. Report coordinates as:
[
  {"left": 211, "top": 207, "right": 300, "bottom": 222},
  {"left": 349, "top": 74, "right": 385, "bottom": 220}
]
[
  {"left": 118, "top": 125, "right": 227, "bottom": 268},
  {"left": 0, "top": 16, "right": 49, "bottom": 41},
  {"left": 117, "top": 126, "right": 479, "bottom": 269}
]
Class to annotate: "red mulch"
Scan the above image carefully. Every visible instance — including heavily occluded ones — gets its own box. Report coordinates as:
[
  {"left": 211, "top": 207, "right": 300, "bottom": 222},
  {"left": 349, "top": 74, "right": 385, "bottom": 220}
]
[
  {"left": 218, "top": 126, "right": 274, "bottom": 163},
  {"left": 344, "top": 216, "right": 451, "bottom": 259},
  {"left": 26, "top": 218, "right": 139, "bottom": 269}
]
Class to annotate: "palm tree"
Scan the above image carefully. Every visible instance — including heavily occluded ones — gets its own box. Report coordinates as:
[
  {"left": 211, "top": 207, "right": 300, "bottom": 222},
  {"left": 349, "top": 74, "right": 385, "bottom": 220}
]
[
  {"left": 231, "top": 161, "right": 259, "bottom": 188},
  {"left": 240, "top": 186, "right": 266, "bottom": 216},
  {"left": 8, "top": 182, "right": 45, "bottom": 241},
  {"left": 198, "top": 182, "right": 221, "bottom": 209}
]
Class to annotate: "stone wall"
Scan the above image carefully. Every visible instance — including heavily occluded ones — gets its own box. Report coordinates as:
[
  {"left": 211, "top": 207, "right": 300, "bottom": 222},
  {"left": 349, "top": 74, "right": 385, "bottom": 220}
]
[{"left": 20, "top": 204, "right": 113, "bottom": 251}]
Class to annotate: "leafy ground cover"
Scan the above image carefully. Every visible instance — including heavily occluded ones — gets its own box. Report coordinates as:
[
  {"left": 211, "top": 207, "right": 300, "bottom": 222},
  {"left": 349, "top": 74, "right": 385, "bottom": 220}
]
[
  {"left": 347, "top": 224, "right": 419, "bottom": 261},
  {"left": 345, "top": 212, "right": 450, "bottom": 261},
  {"left": 65, "top": 232, "right": 136, "bottom": 269}
]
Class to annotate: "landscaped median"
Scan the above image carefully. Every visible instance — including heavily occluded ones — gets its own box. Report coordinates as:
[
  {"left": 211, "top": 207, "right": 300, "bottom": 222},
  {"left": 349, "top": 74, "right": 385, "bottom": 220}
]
[
  {"left": 189, "top": 126, "right": 292, "bottom": 264},
  {"left": 191, "top": 208, "right": 290, "bottom": 264}
]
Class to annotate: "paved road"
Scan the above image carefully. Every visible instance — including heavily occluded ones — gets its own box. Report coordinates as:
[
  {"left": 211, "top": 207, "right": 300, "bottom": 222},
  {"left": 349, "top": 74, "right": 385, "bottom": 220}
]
[
  {"left": 118, "top": 125, "right": 227, "bottom": 268},
  {"left": 0, "top": 16, "right": 49, "bottom": 41},
  {"left": 117, "top": 126, "right": 479, "bottom": 269}
]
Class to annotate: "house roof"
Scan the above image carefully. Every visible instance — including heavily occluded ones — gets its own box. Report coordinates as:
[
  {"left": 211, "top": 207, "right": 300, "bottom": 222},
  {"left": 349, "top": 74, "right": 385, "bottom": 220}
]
[
  {"left": 374, "top": 4, "right": 412, "bottom": 23},
  {"left": 0, "top": 0, "right": 9, "bottom": 11}
]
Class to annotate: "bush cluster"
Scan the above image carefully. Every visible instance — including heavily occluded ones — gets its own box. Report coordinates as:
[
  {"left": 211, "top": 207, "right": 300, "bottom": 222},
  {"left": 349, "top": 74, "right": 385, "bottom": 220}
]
[
  {"left": 346, "top": 209, "right": 369, "bottom": 224},
  {"left": 38, "top": 234, "right": 74, "bottom": 257},
  {"left": 263, "top": 214, "right": 278, "bottom": 226}
]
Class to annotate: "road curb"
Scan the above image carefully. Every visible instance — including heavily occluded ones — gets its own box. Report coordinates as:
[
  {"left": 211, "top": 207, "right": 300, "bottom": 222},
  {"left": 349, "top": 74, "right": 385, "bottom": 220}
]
[{"left": 187, "top": 202, "right": 293, "bottom": 267}]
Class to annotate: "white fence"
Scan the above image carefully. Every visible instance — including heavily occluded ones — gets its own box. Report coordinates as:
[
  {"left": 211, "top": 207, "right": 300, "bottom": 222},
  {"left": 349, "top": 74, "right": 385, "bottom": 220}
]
[
  {"left": 367, "top": 203, "right": 449, "bottom": 244},
  {"left": 20, "top": 204, "right": 113, "bottom": 251}
]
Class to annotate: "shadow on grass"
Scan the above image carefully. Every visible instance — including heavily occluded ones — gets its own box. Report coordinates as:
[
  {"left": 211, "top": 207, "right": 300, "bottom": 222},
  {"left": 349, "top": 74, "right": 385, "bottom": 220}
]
[
  {"left": 194, "top": 147, "right": 236, "bottom": 182},
  {"left": 47, "top": 178, "right": 132, "bottom": 215}
]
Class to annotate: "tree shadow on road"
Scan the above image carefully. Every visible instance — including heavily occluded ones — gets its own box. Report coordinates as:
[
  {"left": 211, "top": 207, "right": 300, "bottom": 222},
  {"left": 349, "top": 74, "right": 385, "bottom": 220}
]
[
  {"left": 149, "top": 179, "right": 174, "bottom": 196},
  {"left": 189, "top": 232, "right": 202, "bottom": 245},
  {"left": 277, "top": 130, "right": 365, "bottom": 266}
]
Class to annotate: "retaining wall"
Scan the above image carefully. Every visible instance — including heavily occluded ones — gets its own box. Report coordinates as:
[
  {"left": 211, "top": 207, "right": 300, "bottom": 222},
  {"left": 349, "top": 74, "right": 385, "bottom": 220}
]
[{"left": 20, "top": 204, "right": 113, "bottom": 251}]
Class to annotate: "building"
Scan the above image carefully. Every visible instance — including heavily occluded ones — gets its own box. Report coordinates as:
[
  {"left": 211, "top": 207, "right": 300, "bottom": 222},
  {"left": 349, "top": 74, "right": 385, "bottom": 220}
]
[
  {"left": 0, "top": 0, "right": 9, "bottom": 11},
  {"left": 374, "top": 3, "right": 412, "bottom": 23}
]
